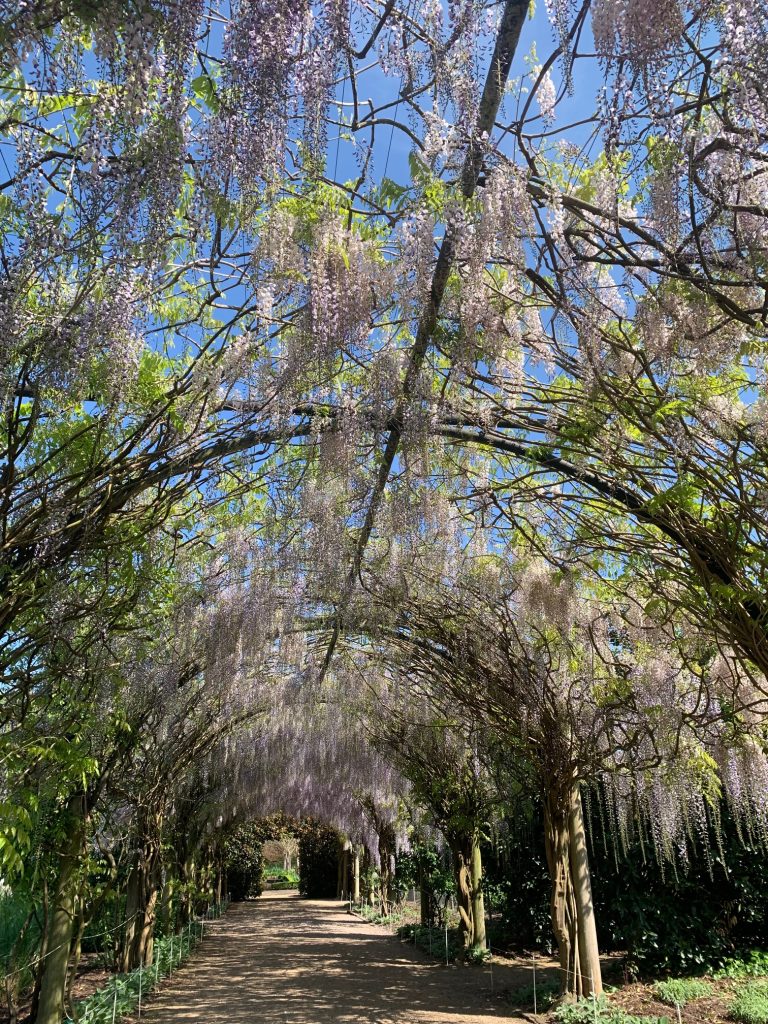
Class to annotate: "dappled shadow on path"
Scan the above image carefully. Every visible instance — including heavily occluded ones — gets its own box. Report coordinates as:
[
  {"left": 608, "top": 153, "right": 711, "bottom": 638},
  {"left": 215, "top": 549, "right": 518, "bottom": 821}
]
[{"left": 140, "top": 892, "right": 543, "bottom": 1023}]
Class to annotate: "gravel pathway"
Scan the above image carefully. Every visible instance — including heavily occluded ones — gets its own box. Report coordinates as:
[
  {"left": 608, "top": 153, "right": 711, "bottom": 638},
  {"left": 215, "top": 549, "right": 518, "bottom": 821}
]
[{"left": 141, "top": 891, "right": 538, "bottom": 1023}]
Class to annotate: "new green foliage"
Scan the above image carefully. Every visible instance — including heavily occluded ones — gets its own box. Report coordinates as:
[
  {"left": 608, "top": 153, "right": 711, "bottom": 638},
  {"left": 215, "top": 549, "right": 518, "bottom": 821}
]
[
  {"left": 732, "top": 983, "right": 768, "bottom": 1024},
  {"left": 651, "top": 978, "right": 713, "bottom": 1007}
]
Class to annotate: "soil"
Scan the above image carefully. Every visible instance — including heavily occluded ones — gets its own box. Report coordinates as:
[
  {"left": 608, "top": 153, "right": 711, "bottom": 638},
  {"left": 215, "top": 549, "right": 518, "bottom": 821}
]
[
  {"left": 137, "top": 891, "right": 554, "bottom": 1024},
  {"left": 608, "top": 975, "right": 745, "bottom": 1023}
]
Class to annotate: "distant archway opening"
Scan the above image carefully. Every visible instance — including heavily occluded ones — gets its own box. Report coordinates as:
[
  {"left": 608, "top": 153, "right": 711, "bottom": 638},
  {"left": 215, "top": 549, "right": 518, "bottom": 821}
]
[{"left": 223, "top": 814, "right": 345, "bottom": 900}]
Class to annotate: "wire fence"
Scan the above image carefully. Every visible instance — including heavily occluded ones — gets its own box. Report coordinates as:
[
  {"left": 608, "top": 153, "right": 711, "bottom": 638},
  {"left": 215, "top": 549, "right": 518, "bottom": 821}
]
[
  {"left": 2, "top": 897, "right": 230, "bottom": 1024},
  {"left": 66, "top": 901, "right": 230, "bottom": 1024},
  {"left": 347, "top": 893, "right": 611, "bottom": 1019}
]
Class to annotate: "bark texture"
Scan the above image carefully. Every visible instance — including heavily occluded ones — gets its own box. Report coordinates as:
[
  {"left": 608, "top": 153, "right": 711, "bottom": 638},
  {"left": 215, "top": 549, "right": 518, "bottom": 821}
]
[
  {"left": 34, "top": 794, "right": 87, "bottom": 1024},
  {"left": 543, "top": 779, "right": 602, "bottom": 999}
]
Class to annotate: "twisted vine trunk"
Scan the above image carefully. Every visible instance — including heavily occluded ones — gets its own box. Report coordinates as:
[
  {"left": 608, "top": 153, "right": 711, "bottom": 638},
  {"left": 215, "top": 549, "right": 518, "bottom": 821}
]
[
  {"left": 543, "top": 779, "right": 602, "bottom": 999},
  {"left": 378, "top": 850, "right": 394, "bottom": 911},
  {"left": 449, "top": 833, "right": 486, "bottom": 950},
  {"left": 352, "top": 847, "right": 361, "bottom": 903},
  {"left": 65, "top": 905, "right": 87, "bottom": 1008},
  {"left": 160, "top": 872, "right": 175, "bottom": 935},
  {"left": 470, "top": 839, "right": 486, "bottom": 949},
  {"left": 34, "top": 794, "right": 88, "bottom": 1024},
  {"left": 336, "top": 843, "right": 348, "bottom": 900},
  {"left": 120, "top": 816, "right": 162, "bottom": 971},
  {"left": 419, "top": 860, "right": 434, "bottom": 927}
]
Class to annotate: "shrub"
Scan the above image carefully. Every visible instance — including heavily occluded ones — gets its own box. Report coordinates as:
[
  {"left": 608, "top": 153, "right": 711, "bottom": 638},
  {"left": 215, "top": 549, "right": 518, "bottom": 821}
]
[
  {"left": 485, "top": 800, "right": 768, "bottom": 973},
  {"left": 651, "top": 978, "right": 713, "bottom": 1006},
  {"left": 732, "top": 982, "right": 768, "bottom": 1024},
  {"left": 297, "top": 820, "right": 341, "bottom": 898},
  {"left": 716, "top": 950, "right": 768, "bottom": 979},
  {"left": 223, "top": 824, "right": 264, "bottom": 901},
  {"left": 0, "top": 889, "right": 41, "bottom": 1002}
]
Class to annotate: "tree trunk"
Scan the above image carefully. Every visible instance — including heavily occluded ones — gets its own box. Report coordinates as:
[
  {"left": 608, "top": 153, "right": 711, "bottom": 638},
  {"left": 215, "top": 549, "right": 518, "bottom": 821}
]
[
  {"left": 569, "top": 785, "right": 601, "bottom": 997},
  {"left": 28, "top": 880, "right": 49, "bottom": 1024},
  {"left": 120, "top": 859, "right": 142, "bottom": 973},
  {"left": 160, "top": 872, "right": 175, "bottom": 935},
  {"left": 352, "top": 847, "right": 360, "bottom": 904},
  {"left": 336, "top": 845, "right": 344, "bottom": 900},
  {"left": 34, "top": 794, "right": 87, "bottom": 1024},
  {"left": 470, "top": 838, "right": 486, "bottom": 949},
  {"left": 120, "top": 841, "right": 160, "bottom": 972},
  {"left": 178, "top": 857, "right": 195, "bottom": 927},
  {"left": 5, "top": 908, "right": 35, "bottom": 1024},
  {"left": 137, "top": 882, "right": 159, "bottom": 968},
  {"left": 419, "top": 864, "right": 431, "bottom": 927},
  {"left": 449, "top": 836, "right": 474, "bottom": 949},
  {"left": 215, "top": 862, "right": 223, "bottom": 904},
  {"left": 542, "top": 777, "right": 602, "bottom": 999},
  {"left": 343, "top": 848, "right": 351, "bottom": 900},
  {"left": 65, "top": 904, "right": 86, "bottom": 1010},
  {"left": 378, "top": 847, "right": 393, "bottom": 912}
]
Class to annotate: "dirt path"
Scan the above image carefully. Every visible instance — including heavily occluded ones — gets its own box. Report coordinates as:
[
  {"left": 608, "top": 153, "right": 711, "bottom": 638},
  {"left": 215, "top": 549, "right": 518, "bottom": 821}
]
[{"left": 141, "top": 891, "right": 545, "bottom": 1023}]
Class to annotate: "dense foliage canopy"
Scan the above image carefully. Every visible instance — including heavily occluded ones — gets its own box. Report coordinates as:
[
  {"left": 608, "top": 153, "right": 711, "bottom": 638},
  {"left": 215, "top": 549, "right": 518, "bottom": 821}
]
[{"left": 1, "top": 0, "right": 768, "bottom": 1018}]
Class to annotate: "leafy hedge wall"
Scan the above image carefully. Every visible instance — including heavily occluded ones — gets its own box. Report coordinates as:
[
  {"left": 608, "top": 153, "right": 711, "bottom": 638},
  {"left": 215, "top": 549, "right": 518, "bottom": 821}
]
[
  {"left": 297, "top": 820, "right": 341, "bottom": 898},
  {"left": 223, "top": 824, "right": 265, "bottom": 901},
  {"left": 483, "top": 799, "right": 768, "bottom": 974},
  {"left": 223, "top": 815, "right": 341, "bottom": 901}
]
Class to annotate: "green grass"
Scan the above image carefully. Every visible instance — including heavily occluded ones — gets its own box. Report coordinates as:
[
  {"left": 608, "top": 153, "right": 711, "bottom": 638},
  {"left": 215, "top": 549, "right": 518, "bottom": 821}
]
[
  {"left": 732, "top": 982, "right": 768, "bottom": 1024},
  {"left": 651, "top": 977, "right": 713, "bottom": 1007},
  {"left": 262, "top": 866, "right": 299, "bottom": 885}
]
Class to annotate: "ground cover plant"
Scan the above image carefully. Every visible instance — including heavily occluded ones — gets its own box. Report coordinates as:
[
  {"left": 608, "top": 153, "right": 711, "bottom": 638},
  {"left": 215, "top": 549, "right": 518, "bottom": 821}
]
[
  {"left": 2, "top": 0, "right": 768, "bottom": 1022},
  {"left": 652, "top": 978, "right": 713, "bottom": 1007},
  {"left": 552, "top": 997, "right": 670, "bottom": 1024},
  {"left": 732, "top": 983, "right": 768, "bottom": 1024}
]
